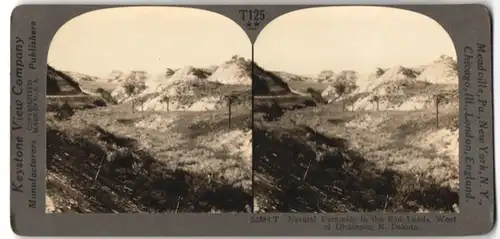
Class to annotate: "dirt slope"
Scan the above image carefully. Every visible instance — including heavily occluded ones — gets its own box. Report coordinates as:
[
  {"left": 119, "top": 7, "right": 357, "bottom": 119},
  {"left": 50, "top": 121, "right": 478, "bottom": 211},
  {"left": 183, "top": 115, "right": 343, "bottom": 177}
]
[
  {"left": 47, "top": 65, "right": 84, "bottom": 95},
  {"left": 46, "top": 104, "right": 252, "bottom": 213},
  {"left": 253, "top": 63, "right": 293, "bottom": 96},
  {"left": 254, "top": 105, "right": 459, "bottom": 213}
]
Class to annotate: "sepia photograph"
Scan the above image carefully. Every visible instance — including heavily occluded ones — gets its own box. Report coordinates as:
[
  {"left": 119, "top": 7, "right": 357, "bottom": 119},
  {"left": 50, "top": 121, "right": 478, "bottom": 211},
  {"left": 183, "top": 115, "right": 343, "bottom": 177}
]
[
  {"left": 252, "top": 6, "right": 459, "bottom": 213},
  {"left": 45, "top": 7, "right": 253, "bottom": 213}
]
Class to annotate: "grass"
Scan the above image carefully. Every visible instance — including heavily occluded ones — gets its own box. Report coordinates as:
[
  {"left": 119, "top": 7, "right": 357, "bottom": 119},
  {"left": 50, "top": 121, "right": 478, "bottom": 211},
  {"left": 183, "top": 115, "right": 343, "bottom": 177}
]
[
  {"left": 46, "top": 103, "right": 252, "bottom": 213},
  {"left": 253, "top": 101, "right": 459, "bottom": 213},
  {"left": 47, "top": 74, "right": 459, "bottom": 214}
]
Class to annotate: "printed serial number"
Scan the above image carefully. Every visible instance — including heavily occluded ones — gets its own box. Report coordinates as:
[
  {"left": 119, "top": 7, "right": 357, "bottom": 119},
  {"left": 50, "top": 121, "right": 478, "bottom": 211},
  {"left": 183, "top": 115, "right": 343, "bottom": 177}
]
[{"left": 250, "top": 215, "right": 280, "bottom": 223}]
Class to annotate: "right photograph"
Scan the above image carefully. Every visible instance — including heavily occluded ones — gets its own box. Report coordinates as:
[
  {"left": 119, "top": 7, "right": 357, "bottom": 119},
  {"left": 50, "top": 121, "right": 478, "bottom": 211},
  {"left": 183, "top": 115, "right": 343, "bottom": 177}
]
[{"left": 252, "top": 6, "right": 459, "bottom": 213}]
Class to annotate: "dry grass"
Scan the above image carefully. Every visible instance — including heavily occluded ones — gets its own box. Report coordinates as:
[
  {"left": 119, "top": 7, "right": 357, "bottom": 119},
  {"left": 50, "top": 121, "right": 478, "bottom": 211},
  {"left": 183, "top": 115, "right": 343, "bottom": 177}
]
[
  {"left": 253, "top": 101, "right": 459, "bottom": 213},
  {"left": 46, "top": 103, "right": 252, "bottom": 213}
]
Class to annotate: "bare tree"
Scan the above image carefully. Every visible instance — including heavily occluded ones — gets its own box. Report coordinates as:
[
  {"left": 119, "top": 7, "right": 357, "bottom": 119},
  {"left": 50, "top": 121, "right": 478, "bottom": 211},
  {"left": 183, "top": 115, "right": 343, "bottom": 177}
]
[
  {"left": 370, "top": 95, "right": 380, "bottom": 111},
  {"left": 160, "top": 95, "right": 171, "bottom": 112},
  {"left": 225, "top": 94, "right": 237, "bottom": 129},
  {"left": 434, "top": 94, "right": 445, "bottom": 128},
  {"left": 140, "top": 98, "right": 145, "bottom": 112}
]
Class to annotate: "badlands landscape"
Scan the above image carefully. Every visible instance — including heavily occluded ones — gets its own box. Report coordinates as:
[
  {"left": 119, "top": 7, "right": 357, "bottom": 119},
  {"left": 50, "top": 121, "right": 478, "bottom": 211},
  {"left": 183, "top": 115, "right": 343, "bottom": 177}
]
[
  {"left": 253, "top": 55, "right": 460, "bottom": 213},
  {"left": 46, "top": 53, "right": 460, "bottom": 214},
  {"left": 46, "top": 56, "right": 253, "bottom": 213}
]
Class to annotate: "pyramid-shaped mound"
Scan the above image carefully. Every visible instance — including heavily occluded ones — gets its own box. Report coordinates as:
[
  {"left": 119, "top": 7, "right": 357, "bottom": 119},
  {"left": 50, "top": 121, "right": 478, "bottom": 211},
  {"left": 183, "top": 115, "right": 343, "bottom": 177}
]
[
  {"left": 252, "top": 63, "right": 292, "bottom": 96},
  {"left": 207, "top": 57, "right": 252, "bottom": 85},
  {"left": 46, "top": 65, "right": 84, "bottom": 95},
  {"left": 112, "top": 58, "right": 253, "bottom": 112},
  {"left": 145, "top": 66, "right": 210, "bottom": 94},
  {"left": 164, "top": 77, "right": 224, "bottom": 98},
  {"left": 416, "top": 55, "right": 458, "bottom": 85},
  {"left": 140, "top": 77, "right": 251, "bottom": 112},
  {"left": 165, "top": 66, "right": 209, "bottom": 85},
  {"left": 131, "top": 60, "right": 251, "bottom": 112},
  {"left": 352, "top": 62, "right": 458, "bottom": 111},
  {"left": 366, "top": 65, "right": 419, "bottom": 93}
]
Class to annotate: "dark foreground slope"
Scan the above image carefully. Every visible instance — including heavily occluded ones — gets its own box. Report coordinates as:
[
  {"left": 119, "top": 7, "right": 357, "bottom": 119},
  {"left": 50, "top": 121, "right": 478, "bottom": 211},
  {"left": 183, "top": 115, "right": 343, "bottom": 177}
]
[
  {"left": 46, "top": 106, "right": 252, "bottom": 213},
  {"left": 253, "top": 107, "right": 459, "bottom": 213}
]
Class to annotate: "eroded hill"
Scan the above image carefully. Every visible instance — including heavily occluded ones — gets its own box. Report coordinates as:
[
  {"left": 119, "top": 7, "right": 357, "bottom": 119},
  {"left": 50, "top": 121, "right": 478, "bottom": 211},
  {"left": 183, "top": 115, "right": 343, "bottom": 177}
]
[
  {"left": 46, "top": 57, "right": 253, "bottom": 213},
  {"left": 253, "top": 56, "right": 459, "bottom": 213}
]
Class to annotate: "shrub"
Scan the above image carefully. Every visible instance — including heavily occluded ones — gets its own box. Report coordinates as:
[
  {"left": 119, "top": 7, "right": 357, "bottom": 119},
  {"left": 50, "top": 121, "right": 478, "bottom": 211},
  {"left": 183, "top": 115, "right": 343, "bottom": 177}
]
[{"left": 376, "top": 68, "right": 385, "bottom": 78}]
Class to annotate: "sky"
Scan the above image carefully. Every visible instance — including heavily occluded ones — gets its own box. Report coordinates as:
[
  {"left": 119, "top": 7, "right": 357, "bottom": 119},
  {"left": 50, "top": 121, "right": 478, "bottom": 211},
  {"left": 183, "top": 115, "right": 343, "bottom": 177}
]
[
  {"left": 254, "top": 6, "right": 457, "bottom": 76},
  {"left": 48, "top": 7, "right": 252, "bottom": 77},
  {"left": 49, "top": 6, "right": 457, "bottom": 78}
]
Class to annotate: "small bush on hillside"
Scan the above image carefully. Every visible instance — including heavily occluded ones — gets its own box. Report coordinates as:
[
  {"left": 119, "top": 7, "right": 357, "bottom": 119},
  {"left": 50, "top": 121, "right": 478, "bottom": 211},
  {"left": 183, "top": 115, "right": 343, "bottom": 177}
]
[
  {"left": 165, "top": 68, "right": 175, "bottom": 78},
  {"left": 192, "top": 68, "right": 209, "bottom": 79},
  {"left": 55, "top": 101, "right": 75, "bottom": 121},
  {"left": 376, "top": 68, "right": 386, "bottom": 78},
  {"left": 401, "top": 67, "right": 418, "bottom": 78},
  {"left": 92, "top": 99, "right": 107, "bottom": 107}
]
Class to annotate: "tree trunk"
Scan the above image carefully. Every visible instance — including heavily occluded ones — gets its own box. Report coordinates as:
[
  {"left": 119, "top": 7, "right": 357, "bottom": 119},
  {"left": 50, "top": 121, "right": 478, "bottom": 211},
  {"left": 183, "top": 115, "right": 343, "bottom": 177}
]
[
  {"left": 167, "top": 100, "right": 170, "bottom": 112},
  {"left": 376, "top": 101, "right": 379, "bottom": 111},
  {"left": 228, "top": 99, "right": 232, "bottom": 129},
  {"left": 436, "top": 99, "right": 439, "bottom": 129}
]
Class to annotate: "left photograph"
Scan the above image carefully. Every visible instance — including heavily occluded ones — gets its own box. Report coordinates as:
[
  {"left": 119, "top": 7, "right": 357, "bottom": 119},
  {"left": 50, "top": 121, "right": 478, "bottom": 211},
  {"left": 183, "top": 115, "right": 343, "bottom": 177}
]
[{"left": 45, "top": 7, "right": 253, "bottom": 213}]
